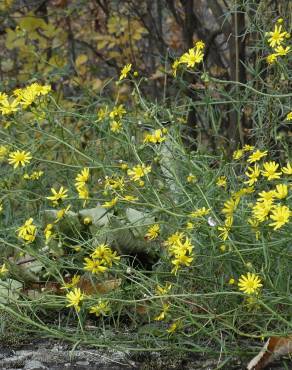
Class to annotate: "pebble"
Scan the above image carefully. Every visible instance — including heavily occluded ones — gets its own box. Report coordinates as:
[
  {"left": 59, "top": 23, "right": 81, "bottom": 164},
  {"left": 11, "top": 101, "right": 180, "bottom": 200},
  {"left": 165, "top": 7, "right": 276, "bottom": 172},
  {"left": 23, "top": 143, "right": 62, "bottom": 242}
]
[{"left": 24, "top": 359, "right": 48, "bottom": 370}]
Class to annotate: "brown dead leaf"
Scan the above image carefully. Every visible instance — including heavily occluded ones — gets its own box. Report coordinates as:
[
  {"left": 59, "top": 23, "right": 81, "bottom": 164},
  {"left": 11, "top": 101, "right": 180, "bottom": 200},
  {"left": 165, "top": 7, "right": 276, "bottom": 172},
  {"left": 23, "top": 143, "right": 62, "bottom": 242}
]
[
  {"left": 247, "top": 336, "right": 292, "bottom": 370},
  {"left": 78, "top": 275, "right": 122, "bottom": 295}
]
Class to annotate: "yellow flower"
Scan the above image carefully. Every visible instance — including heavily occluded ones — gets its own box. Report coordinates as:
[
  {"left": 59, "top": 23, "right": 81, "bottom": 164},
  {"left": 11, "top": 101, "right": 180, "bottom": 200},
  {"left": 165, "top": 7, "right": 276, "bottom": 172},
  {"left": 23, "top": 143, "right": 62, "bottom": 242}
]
[
  {"left": 242, "top": 145, "right": 255, "bottom": 152},
  {"left": 104, "top": 176, "right": 125, "bottom": 191},
  {"left": 156, "top": 283, "right": 172, "bottom": 296},
  {"left": 154, "top": 303, "right": 169, "bottom": 321},
  {"left": 190, "top": 207, "right": 210, "bottom": 218},
  {"left": 75, "top": 168, "right": 89, "bottom": 189},
  {"left": 0, "top": 263, "right": 8, "bottom": 276},
  {"left": 0, "top": 98, "right": 19, "bottom": 115},
  {"left": 172, "top": 59, "right": 180, "bottom": 77},
  {"left": 247, "top": 150, "right": 268, "bottom": 163},
  {"left": 186, "top": 173, "right": 197, "bottom": 183},
  {"left": 171, "top": 254, "right": 193, "bottom": 274},
  {"left": 83, "top": 216, "right": 92, "bottom": 225},
  {"left": 282, "top": 162, "right": 292, "bottom": 174},
  {"left": 127, "top": 163, "right": 151, "bottom": 182},
  {"left": 110, "top": 120, "right": 122, "bottom": 133},
  {"left": 195, "top": 40, "right": 205, "bottom": 50},
  {"left": 219, "top": 244, "right": 226, "bottom": 252},
  {"left": 238, "top": 272, "right": 262, "bottom": 295},
  {"left": 44, "top": 223, "right": 54, "bottom": 242},
  {"left": 66, "top": 287, "right": 84, "bottom": 312},
  {"left": 61, "top": 275, "right": 80, "bottom": 290},
  {"left": 143, "top": 129, "right": 165, "bottom": 144},
  {"left": 266, "top": 53, "right": 278, "bottom": 64},
  {"left": 267, "top": 24, "right": 287, "bottom": 47},
  {"left": 0, "top": 145, "right": 9, "bottom": 160},
  {"left": 122, "top": 195, "right": 138, "bottom": 202},
  {"left": 77, "top": 185, "right": 89, "bottom": 204},
  {"left": 179, "top": 47, "right": 204, "bottom": 67},
  {"left": 222, "top": 197, "right": 239, "bottom": 216},
  {"left": 90, "top": 243, "right": 120, "bottom": 266},
  {"left": 257, "top": 190, "right": 275, "bottom": 202},
  {"left": 252, "top": 200, "right": 273, "bottom": 222},
  {"left": 269, "top": 205, "right": 290, "bottom": 230},
  {"left": 167, "top": 320, "right": 182, "bottom": 334},
  {"left": 217, "top": 216, "right": 233, "bottom": 240},
  {"left": 228, "top": 278, "right": 235, "bottom": 285},
  {"left": 8, "top": 150, "right": 32, "bottom": 168},
  {"left": 233, "top": 149, "right": 244, "bottom": 160},
  {"left": 55, "top": 205, "right": 71, "bottom": 222},
  {"left": 286, "top": 112, "right": 292, "bottom": 121},
  {"left": 97, "top": 106, "right": 108, "bottom": 121},
  {"left": 119, "top": 63, "right": 132, "bottom": 80},
  {"left": 216, "top": 176, "right": 227, "bottom": 188},
  {"left": 164, "top": 231, "right": 184, "bottom": 248},
  {"left": 17, "top": 218, "right": 37, "bottom": 243},
  {"left": 89, "top": 300, "right": 110, "bottom": 317},
  {"left": 83, "top": 257, "right": 108, "bottom": 274},
  {"left": 145, "top": 224, "right": 160, "bottom": 240},
  {"left": 274, "top": 45, "right": 290, "bottom": 56},
  {"left": 47, "top": 186, "right": 68, "bottom": 206},
  {"left": 274, "top": 184, "right": 288, "bottom": 199},
  {"left": 102, "top": 197, "right": 118, "bottom": 208},
  {"left": 245, "top": 164, "right": 260, "bottom": 186},
  {"left": 261, "top": 161, "right": 281, "bottom": 180},
  {"left": 23, "top": 170, "right": 44, "bottom": 180},
  {"left": 109, "top": 104, "right": 126, "bottom": 119}
]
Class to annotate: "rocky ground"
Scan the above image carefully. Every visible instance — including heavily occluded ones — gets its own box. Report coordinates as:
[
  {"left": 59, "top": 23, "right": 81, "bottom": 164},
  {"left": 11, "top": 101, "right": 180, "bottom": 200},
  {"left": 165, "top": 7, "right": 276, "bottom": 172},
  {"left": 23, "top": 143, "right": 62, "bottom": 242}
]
[{"left": 0, "top": 339, "right": 291, "bottom": 370}]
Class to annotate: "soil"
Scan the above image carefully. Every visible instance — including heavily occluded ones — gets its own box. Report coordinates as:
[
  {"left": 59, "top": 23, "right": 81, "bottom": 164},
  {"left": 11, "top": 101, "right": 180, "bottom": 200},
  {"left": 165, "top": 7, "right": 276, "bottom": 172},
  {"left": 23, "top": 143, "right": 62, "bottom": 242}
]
[{"left": 0, "top": 339, "right": 291, "bottom": 370}]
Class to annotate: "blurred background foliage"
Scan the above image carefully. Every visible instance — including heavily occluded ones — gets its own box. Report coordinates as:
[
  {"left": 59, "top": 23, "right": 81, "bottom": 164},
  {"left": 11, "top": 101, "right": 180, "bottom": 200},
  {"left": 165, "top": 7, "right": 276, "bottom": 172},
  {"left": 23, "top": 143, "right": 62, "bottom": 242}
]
[{"left": 0, "top": 0, "right": 291, "bottom": 151}]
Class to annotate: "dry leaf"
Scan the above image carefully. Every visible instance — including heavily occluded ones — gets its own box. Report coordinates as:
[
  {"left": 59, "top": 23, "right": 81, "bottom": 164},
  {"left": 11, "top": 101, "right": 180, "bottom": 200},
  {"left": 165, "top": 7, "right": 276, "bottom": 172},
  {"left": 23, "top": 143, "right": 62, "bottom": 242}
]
[{"left": 247, "top": 336, "right": 292, "bottom": 369}]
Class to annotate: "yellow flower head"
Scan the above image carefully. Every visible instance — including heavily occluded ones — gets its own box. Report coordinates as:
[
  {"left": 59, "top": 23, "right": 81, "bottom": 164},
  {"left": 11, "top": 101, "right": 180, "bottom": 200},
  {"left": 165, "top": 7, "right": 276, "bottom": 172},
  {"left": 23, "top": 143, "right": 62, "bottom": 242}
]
[
  {"left": 282, "top": 162, "right": 292, "bottom": 175},
  {"left": 269, "top": 205, "right": 290, "bottom": 230},
  {"left": 127, "top": 163, "right": 151, "bottom": 182},
  {"left": 261, "top": 161, "right": 281, "bottom": 180},
  {"left": 110, "top": 120, "right": 122, "bottom": 133},
  {"left": 90, "top": 243, "right": 120, "bottom": 267},
  {"left": 179, "top": 47, "right": 204, "bottom": 67},
  {"left": 233, "top": 149, "right": 244, "bottom": 160},
  {"left": 245, "top": 164, "right": 260, "bottom": 186},
  {"left": 66, "top": 287, "right": 84, "bottom": 312},
  {"left": 156, "top": 283, "right": 172, "bottom": 296},
  {"left": 216, "top": 176, "right": 227, "bottom": 188},
  {"left": 274, "top": 184, "right": 288, "bottom": 199},
  {"left": 266, "top": 53, "right": 278, "bottom": 64},
  {"left": 47, "top": 186, "right": 68, "bottom": 206},
  {"left": 8, "top": 150, "right": 32, "bottom": 168},
  {"left": 238, "top": 272, "right": 262, "bottom": 295},
  {"left": 190, "top": 207, "right": 210, "bottom": 218},
  {"left": 0, "top": 263, "right": 8, "bottom": 276},
  {"left": 75, "top": 168, "right": 89, "bottom": 189},
  {"left": 119, "top": 63, "right": 132, "bottom": 80},
  {"left": 102, "top": 197, "right": 118, "bottom": 208},
  {"left": 252, "top": 200, "right": 273, "bottom": 222},
  {"left": 83, "top": 257, "right": 108, "bottom": 274},
  {"left": 222, "top": 197, "right": 239, "bottom": 216},
  {"left": 89, "top": 300, "right": 110, "bottom": 317},
  {"left": 286, "top": 112, "right": 292, "bottom": 121},
  {"left": 17, "top": 218, "right": 37, "bottom": 243},
  {"left": 247, "top": 150, "right": 268, "bottom": 163},
  {"left": 154, "top": 303, "right": 170, "bottom": 321},
  {"left": 0, "top": 145, "right": 9, "bottom": 160},
  {"left": 109, "top": 104, "right": 126, "bottom": 120},
  {"left": 267, "top": 24, "right": 287, "bottom": 48},
  {"left": 145, "top": 224, "right": 160, "bottom": 240}
]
